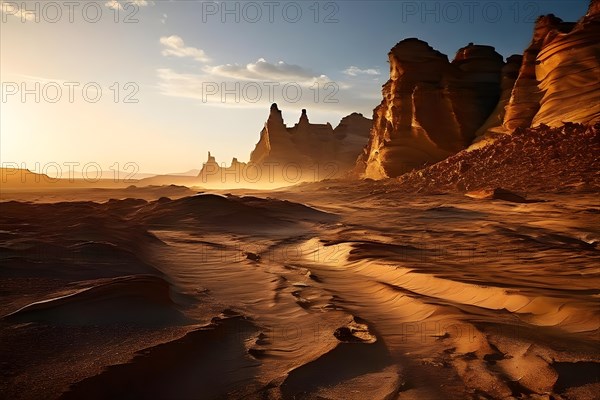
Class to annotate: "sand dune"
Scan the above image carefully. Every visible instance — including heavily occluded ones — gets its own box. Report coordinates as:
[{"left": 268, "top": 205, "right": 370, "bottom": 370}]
[{"left": 138, "top": 193, "right": 337, "bottom": 233}]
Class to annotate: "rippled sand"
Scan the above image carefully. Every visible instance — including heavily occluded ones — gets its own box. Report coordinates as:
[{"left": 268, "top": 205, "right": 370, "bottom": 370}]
[{"left": 1, "top": 182, "right": 598, "bottom": 399}]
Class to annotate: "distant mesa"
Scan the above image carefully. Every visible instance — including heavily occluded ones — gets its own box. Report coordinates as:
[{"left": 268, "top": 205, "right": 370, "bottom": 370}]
[
  {"left": 356, "top": 0, "right": 600, "bottom": 179},
  {"left": 250, "top": 103, "right": 371, "bottom": 173},
  {"left": 1, "top": 168, "right": 51, "bottom": 185},
  {"left": 248, "top": 103, "right": 335, "bottom": 168},
  {"left": 197, "top": 152, "right": 250, "bottom": 184},
  {"left": 198, "top": 104, "right": 372, "bottom": 185}
]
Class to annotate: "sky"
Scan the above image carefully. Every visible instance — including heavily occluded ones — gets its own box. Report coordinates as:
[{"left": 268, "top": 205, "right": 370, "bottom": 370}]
[{"left": 0, "top": 0, "right": 590, "bottom": 175}]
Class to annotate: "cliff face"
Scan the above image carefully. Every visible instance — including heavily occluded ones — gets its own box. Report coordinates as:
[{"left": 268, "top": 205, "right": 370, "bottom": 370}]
[
  {"left": 490, "top": 0, "right": 600, "bottom": 134},
  {"left": 357, "top": 39, "right": 504, "bottom": 179},
  {"left": 474, "top": 54, "right": 523, "bottom": 138},
  {"left": 200, "top": 104, "right": 372, "bottom": 185},
  {"left": 531, "top": 5, "right": 600, "bottom": 127},
  {"left": 501, "top": 15, "right": 570, "bottom": 131},
  {"left": 358, "top": 0, "right": 600, "bottom": 179}
]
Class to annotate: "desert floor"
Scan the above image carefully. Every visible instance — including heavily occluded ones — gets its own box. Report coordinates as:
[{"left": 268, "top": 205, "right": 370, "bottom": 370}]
[{"left": 1, "top": 181, "right": 598, "bottom": 399}]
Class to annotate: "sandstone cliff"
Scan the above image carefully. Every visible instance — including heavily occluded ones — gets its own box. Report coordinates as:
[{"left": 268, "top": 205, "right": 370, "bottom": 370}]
[
  {"left": 531, "top": 4, "right": 600, "bottom": 127},
  {"left": 358, "top": 0, "right": 600, "bottom": 179},
  {"left": 482, "top": 0, "right": 600, "bottom": 136},
  {"left": 501, "top": 8, "right": 600, "bottom": 131},
  {"left": 356, "top": 40, "right": 504, "bottom": 179},
  {"left": 474, "top": 54, "right": 523, "bottom": 138}
]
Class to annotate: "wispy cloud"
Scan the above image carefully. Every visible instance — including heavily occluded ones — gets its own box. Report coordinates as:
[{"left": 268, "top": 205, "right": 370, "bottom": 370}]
[
  {"left": 204, "top": 58, "right": 330, "bottom": 85},
  {"left": 160, "top": 35, "right": 210, "bottom": 63},
  {"left": 156, "top": 35, "right": 380, "bottom": 113},
  {"left": 104, "top": 0, "right": 121, "bottom": 10},
  {"left": 343, "top": 66, "right": 381, "bottom": 77},
  {"left": 105, "top": 0, "right": 149, "bottom": 10},
  {"left": 156, "top": 67, "right": 377, "bottom": 113}
]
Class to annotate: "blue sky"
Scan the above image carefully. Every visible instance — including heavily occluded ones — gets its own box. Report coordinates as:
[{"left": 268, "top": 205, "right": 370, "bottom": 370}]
[{"left": 0, "top": 1, "right": 590, "bottom": 174}]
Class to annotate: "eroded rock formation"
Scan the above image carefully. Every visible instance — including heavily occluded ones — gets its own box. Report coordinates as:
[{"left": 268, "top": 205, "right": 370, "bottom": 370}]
[
  {"left": 250, "top": 104, "right": 335, "bottom": 168},
  {"left": 356, "top": 40, "right": 504, "bottom": 179},
  {"left": 358, "top": 0, "right": 600, "bottom": 179},
  {"left": 197, "top": 152, "right": 250, "bottom": 185},
  {"left": 200, "top": 104, "right": 372, "bottom": 185},
  {"left": 532, "top": 4, "right": 600, "bottom": 127},
  {"left": 474, "top": 54, "right": 523, "bottom": 138},
  {"left": 247, "top": 104, "right": 371, "bottom": 182},
  {"left": 332, "top": 112, "right": 373, "bottom": 165},
  {"left": 482, "top": 0, "right": 600, "bottom": 135},
  {"left": 501, "top": 14, "right": 571, "bottom": 131}
]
